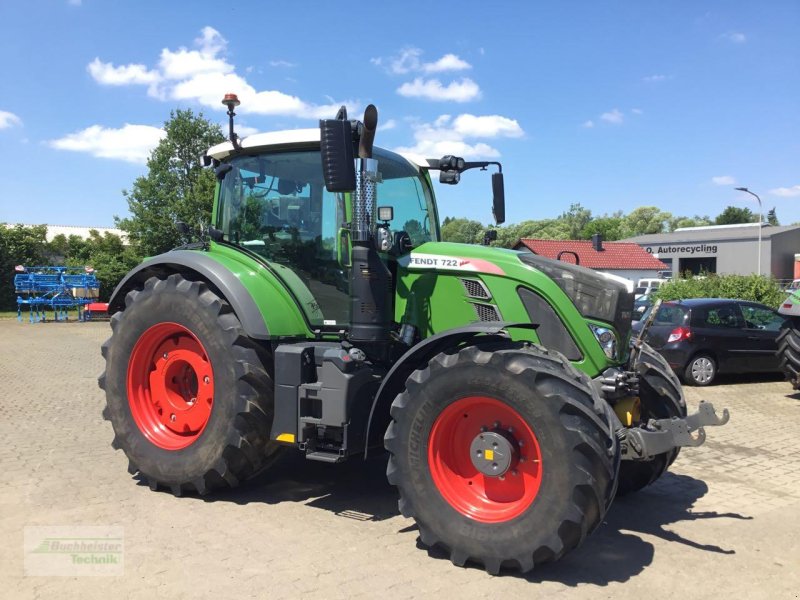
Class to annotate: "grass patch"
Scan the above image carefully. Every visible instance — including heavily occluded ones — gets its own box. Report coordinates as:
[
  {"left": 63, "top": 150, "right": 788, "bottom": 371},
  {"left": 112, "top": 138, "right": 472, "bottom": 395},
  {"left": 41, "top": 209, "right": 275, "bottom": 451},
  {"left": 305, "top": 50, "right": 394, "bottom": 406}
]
[{"left": 0, "top": 311, "right": 20, "bottom": 320}]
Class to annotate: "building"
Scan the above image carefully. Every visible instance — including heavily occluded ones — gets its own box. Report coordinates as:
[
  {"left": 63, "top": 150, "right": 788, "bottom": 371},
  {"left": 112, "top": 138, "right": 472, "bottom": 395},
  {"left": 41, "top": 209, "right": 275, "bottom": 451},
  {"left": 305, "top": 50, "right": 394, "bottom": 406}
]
[
  {"left": 514, "top": 237, "right": 668, "bottom": 284},
  {"left": 623, "top": 223, "right": 800, "bottom": 279}
]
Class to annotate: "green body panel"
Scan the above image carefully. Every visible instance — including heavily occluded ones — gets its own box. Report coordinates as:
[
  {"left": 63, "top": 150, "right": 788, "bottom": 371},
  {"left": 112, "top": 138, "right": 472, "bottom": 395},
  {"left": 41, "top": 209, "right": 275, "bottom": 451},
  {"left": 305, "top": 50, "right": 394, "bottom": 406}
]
[
  {"left": 204, "top": 242, "right": 315, "bottom": 338},
  {"left": 394, "top": 241, "right": 611, "bottom": 376}
]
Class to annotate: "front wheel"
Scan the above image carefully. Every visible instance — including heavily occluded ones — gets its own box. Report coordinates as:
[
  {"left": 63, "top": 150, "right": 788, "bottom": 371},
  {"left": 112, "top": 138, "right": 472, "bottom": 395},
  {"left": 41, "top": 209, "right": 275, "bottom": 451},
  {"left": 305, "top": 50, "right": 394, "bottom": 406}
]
[
  {"left": 385, "top": 344, "right": 618, "bottom": 574},
  {"left": 99, "top": 274, "right": 282, "bottom": 495},
  {"left": 617, "top": 342, "right": 687, "bottom": 495}
]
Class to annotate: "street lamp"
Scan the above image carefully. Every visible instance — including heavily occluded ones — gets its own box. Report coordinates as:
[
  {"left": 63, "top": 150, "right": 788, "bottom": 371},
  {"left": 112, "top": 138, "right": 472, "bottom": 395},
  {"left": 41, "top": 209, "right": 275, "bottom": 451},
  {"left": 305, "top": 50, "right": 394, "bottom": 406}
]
[{"left": 735, "top": 187, "right": 763, "bottom": 276}]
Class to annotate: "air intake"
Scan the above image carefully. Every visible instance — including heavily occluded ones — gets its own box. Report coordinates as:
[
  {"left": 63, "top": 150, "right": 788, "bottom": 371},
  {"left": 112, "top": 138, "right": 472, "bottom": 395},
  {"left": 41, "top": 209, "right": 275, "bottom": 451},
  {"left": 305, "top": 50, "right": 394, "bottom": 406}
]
[
  {"left": 460, "top": 278, "right": 491, "bottom": 300},
  {"left": 473, "top": 302, "right": 501, "bottom": 322}
]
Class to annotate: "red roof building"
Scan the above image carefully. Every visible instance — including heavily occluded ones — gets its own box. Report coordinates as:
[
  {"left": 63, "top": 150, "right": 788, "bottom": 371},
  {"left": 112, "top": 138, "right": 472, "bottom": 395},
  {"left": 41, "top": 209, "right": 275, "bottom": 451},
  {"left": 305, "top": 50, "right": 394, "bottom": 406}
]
[{"left": 514, "top": 238, "right": 668, "bottom": 276}]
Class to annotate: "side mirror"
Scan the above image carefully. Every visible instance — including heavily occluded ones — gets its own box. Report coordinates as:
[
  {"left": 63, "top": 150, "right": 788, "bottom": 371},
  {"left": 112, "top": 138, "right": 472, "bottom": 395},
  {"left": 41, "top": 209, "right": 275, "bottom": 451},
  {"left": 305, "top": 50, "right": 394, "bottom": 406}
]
[
  {"left": 319, "top": 118, "right": 356, "bottom": 192},
  {"left": 492, "top": 172, "right": 505, "bottom": 225}
]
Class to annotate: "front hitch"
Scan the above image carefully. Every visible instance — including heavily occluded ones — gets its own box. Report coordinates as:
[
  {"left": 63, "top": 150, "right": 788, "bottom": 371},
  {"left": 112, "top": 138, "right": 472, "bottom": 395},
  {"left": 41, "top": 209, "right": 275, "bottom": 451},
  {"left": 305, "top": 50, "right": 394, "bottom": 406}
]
[{"left": 620, "top": 401, "right": 730, "bottom": 460}]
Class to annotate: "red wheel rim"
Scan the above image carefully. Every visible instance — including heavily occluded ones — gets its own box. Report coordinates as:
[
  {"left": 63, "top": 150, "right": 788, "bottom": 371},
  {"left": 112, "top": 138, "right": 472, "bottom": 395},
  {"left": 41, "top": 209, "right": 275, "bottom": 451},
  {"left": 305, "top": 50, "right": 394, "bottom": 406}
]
[
  {"left": 127, "top": 322, "right": 214, "bottom": 450},
  {"left": 428, "top": 396, "right": 543, "bottom": 523}
]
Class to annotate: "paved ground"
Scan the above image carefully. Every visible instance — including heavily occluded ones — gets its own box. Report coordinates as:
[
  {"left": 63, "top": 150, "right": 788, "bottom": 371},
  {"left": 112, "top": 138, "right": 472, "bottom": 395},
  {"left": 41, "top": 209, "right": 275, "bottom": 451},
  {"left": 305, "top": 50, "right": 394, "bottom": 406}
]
[{"left": 1, "top": 319, "right": 799, "bottom": 599}]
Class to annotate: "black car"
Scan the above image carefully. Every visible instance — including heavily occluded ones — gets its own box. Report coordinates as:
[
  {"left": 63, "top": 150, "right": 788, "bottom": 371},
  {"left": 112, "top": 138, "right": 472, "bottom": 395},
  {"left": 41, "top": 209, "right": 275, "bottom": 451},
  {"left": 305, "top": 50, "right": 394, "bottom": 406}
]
[{"left": 632, "top": 298, "right": 787, "bottom": 385}]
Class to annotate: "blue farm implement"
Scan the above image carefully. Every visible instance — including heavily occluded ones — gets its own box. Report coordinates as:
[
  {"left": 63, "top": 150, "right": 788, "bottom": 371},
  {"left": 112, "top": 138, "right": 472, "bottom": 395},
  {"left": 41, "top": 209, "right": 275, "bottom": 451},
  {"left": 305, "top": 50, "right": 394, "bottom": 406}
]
[{"left": 14, "top": 266, "right": 100, "bottom": 323}]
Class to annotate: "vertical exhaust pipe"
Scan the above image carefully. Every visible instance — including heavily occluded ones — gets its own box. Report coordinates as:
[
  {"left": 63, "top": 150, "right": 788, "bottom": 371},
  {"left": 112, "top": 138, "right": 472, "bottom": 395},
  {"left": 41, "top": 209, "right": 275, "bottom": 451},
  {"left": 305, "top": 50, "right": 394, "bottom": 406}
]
[{"left": 353, "top": 105, "right": 378, "bottom": 244}]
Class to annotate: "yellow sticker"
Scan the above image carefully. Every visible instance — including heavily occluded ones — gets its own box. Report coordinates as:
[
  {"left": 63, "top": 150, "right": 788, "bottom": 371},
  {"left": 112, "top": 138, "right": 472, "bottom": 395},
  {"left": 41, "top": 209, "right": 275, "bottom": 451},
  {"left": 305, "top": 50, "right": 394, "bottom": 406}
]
[{"left": 485, "top": 449, "right": 494, "bottom": 460}]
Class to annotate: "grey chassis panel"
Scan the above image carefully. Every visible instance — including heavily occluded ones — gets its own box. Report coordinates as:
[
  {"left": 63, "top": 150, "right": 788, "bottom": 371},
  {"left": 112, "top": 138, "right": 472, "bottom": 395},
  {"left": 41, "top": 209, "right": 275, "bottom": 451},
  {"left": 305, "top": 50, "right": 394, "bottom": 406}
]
[
  {"left": 363, "top": 321, "right": 537, "bottom": 456},
  {"left": 108, "top": 250, "right": 270, "bottom": 339}
]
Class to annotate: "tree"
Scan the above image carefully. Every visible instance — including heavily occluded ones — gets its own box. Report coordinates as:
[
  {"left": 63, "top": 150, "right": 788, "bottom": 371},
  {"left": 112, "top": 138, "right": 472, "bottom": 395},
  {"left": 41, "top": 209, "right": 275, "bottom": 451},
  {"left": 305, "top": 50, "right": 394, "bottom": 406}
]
[
  {"left": 559, "top": 203, "right": 592, "bottom": 239},
  {"left": 440, "top": 218, "right": 484, "bottom": 244},
  {"left": 0, "top": 224, "right": 49, "bottom": 310},
  {"left": 621, "top": 206, "right": 673, "bottom": 237},
  {"left": 767, "top": 207, "right": 779, "bottom": 226},
  {"left": 117, "top": 109, "right": 225, "bottom": 256},
  {"left": 668, "top": 215, "right": 712, "bottom": 231},
  {"left": 715, "top": 206, "right": 755, "bottom": 225},
  {"left": 581, "top": 216, "right": 624, "bottom": 241}
]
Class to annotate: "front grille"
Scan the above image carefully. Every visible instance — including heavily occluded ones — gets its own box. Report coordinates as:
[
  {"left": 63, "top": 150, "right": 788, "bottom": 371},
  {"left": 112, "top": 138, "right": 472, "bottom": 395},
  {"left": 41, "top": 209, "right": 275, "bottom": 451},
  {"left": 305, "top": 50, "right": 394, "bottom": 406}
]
[
  {"left": 473, "top": 302, "right": 501, "bottom": 321},
  {"left": 460, "top": 278, "right": 491, "bottom": 300}
]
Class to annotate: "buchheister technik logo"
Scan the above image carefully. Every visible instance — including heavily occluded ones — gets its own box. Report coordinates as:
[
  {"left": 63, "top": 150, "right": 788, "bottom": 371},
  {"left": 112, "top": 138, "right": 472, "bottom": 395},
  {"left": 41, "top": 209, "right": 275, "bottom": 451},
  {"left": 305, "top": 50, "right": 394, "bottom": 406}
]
[{"left": 24, "top": 526, "right": 124, "bottom": 576}]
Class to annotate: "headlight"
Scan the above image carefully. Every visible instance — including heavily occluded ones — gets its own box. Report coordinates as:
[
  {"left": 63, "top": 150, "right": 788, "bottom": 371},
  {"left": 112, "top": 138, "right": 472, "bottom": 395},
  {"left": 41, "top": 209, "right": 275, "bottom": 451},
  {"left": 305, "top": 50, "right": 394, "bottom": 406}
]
[{"left": 589, "top": 324, "right": 617, "bottom": 359}]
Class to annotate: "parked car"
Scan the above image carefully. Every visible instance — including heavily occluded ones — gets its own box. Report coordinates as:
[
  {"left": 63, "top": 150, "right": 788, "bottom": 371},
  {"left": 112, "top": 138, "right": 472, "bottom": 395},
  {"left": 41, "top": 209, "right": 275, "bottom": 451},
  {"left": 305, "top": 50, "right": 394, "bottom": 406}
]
[
  {"left": 635, "top": 278, "right": 666, "bottom": 300},
  {"left": 632, "top": 293, "right": 653, "bottom": 320},
  {"left": 632, "top": 298, "right": 787, "bottom": 385}
]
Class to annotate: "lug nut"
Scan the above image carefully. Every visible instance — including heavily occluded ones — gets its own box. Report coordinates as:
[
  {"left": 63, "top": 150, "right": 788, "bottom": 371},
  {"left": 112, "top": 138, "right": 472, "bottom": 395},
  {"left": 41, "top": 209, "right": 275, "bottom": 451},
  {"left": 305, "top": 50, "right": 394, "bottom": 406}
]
[
  {"left": 188, "top": 397, "right": 196, "bottom": 406},
  {"left": 480, "top": 426, "right": 488, "bottom": 432},
  {"left": 512, "top": 469, "right": 518, "bottom": 476},
  {"left": 519, "top": 456, "right": 526, "bottom": 463},
  {"left": 203, "top": 376, "right": 210, "bottom": 384},
  {"left": 493, "top": 421, "right": 500, "bottom": 428},
  {"left": 163, "top": 352, "right": 169, "bottom": 359},
  {"left": 170, "top": 414, "right": 176, "bottom": 422},
  {"left": 507, "top": 426, "right": 514, "bottom": 434}
]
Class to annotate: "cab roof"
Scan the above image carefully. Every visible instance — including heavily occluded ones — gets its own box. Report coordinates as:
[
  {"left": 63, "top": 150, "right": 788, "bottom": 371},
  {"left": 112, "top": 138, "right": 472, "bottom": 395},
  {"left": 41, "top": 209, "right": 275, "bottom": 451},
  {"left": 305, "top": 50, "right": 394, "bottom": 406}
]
[{"left": 206, "top": 128, "right": 432, "bottom": 170}]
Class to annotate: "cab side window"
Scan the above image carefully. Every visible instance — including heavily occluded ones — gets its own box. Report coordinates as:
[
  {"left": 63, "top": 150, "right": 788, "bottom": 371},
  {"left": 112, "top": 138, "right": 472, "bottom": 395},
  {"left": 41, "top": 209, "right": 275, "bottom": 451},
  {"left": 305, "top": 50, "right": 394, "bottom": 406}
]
[
  {"left": 740, "top": 304, "right": 785, "bottom": 331},
  {"left": 700, "top": 305, "right": 743, "bottom": 329}
]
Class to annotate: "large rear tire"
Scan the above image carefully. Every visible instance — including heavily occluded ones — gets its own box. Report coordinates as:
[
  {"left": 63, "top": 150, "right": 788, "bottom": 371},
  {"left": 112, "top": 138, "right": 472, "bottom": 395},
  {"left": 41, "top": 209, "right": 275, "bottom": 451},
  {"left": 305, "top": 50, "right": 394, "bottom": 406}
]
[
  {"left": 617, "top": 342, "right": 687, "bottom": 495},
  {"left": 777, "top": 320, "right": 800, "bottom": 389},
  {"left": 99, "top": 274, "right": 282, "bottom": 495},
  {"left": 385, "top": 343, "right": 619, "bottom": 574}
]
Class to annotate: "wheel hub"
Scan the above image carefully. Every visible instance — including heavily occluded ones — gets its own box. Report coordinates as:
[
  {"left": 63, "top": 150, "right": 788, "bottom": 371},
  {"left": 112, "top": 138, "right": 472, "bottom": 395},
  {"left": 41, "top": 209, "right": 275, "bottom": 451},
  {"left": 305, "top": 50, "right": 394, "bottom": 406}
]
[{"left": 469, "top": 430, "right": 516, "bottom": 477}]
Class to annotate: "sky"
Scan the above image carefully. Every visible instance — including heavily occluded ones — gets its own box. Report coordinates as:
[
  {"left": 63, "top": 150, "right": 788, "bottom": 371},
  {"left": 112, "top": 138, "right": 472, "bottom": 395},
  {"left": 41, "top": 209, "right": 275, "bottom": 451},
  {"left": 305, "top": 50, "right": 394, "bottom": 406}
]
[{"left": 0, "top": 1, "right": 798, "bottom": 229}]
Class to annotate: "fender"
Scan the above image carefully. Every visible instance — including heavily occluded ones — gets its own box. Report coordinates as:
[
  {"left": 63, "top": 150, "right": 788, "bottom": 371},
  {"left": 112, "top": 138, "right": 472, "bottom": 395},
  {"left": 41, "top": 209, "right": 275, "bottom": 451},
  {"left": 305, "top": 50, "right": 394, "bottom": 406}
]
[
  {"left": 363, "top": 321, "right": 536, "bottom": 456},
  {"left": 108, "top": 250, "right": 270, "bottom": 339}
]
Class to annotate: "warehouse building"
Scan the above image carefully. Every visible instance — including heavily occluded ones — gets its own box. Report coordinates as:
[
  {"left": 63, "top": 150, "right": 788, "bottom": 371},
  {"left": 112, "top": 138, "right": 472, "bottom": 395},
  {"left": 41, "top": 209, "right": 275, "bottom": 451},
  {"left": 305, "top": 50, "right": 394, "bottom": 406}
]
[{"left": 623, "top": 223, "right": 800, "bottom": 279}]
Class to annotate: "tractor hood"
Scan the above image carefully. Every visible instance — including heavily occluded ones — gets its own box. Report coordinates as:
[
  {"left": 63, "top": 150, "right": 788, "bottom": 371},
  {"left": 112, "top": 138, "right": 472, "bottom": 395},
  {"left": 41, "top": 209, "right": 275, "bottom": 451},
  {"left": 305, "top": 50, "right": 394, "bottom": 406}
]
[
  {"left": 517, "top": 252, "right": 634, "bottom": 340},
  {"left": 398, "top": 242, "right": 634, "bottom": 342}
]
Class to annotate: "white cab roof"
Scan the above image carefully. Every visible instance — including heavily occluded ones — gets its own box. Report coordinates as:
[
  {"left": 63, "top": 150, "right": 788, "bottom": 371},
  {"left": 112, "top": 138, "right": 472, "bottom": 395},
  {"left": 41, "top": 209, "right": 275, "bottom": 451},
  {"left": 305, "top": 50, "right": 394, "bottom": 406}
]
[{"left": 206, "top": 128, "right": 432, "bottom": 169}]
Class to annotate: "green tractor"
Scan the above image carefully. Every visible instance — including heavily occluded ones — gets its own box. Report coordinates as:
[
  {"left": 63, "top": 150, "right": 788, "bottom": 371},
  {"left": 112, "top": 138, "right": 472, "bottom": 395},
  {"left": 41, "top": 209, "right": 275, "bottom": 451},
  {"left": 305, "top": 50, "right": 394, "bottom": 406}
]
[{"left": 100, "top": 96, "right": 729, "bottom": 574}]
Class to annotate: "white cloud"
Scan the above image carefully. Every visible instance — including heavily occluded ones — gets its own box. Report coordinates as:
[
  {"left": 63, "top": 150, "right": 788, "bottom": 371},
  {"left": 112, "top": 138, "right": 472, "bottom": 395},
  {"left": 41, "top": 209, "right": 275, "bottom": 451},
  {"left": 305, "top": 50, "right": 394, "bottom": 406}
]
[
  {"left": 712, "top": 175, "right": 736, "bottom": 185},
  {"left": 87, "top": 27, "right": 351, "bottom": 120},
  {"left": 235, "top": 124, "right": 260, "bottom": 137},
  {"left": 631, "top": 108, "right": 643, "bottom": 115},
  {"left": 394, "top": 113, "right": 523, "bottom": 159},
  {"left": 269, "top": 60, "right": 296, "bottom": 68},
  {"left": 68, "top": 0, "right": 81, "bottom": 6},
  {"left": 381, "top": 119, "right": 398, "bottom": 130},
  {"left": 48, "top": 124, "right": 165, "bottom": 164},
  {"left": 643, "top": 74, "right": 668, "bottom": 83},
  {"left": 88, "top": 58, "right": 160, "bottom": 86},
  {"left": 770, "top": 185, "right": 800, "bottom": 198},
  {"left": 422, "top": 53, "right": 471, "bottom": 73},
  {"left": 600, "top": 109, "right": 624, "bottom": 124},
  {"left": 722, "top": 31, "right": 747, "bottom": 44},
  {"left": 397, "top": 78, "right": 481, "bottom": 102},
  {"left": 583, "top": 120, "right": 594, "bottom": 128},
  {"left": 451, "top": 114, "right": 523, "bottom": 138},
  {"left": 0, "top": 110, "right": 22, "bottom": 129},
  {"left": 373, "top": 48, "right": 472, "bottom": 74}
]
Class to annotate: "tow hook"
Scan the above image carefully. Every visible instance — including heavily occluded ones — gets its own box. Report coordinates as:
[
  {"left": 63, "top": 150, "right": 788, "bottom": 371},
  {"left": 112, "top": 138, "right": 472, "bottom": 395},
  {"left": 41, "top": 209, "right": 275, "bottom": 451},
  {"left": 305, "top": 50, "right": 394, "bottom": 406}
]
[{"left": 620, "top": 401, "right": 730, "bottom": 460}]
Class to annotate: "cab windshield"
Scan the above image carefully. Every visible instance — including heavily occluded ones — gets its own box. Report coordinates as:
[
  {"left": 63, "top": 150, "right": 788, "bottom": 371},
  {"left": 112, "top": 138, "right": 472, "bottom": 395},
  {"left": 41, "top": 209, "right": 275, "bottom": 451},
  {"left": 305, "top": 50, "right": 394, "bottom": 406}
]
[{"left": 216, "top": 147, "right": 436, "bottom": 327}]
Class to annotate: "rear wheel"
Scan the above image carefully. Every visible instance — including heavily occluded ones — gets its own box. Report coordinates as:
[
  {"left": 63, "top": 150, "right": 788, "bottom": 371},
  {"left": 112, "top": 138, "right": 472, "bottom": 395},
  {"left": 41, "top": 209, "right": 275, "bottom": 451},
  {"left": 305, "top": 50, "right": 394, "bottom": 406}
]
[
  {"left": 385, "top": 344, "right": 618, "bottom": 574},
  {"left": 777, "top": 320, "right": 800, "bottom": 389},
  {"left": 684, "top": 354, "right": 716, "bottom": 386},
  {"left": 617, "top": 342, "right": 687, "bottom": 495},
  {"left": 99, "top": 274, "right": 282, "bottom": 495}
]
